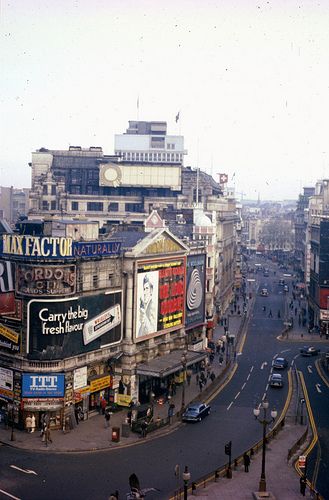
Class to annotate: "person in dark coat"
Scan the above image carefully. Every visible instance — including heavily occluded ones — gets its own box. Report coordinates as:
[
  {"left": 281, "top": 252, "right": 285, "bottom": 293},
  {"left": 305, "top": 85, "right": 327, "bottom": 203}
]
[
  {"left": 104, "top": 409, "right": 111, "bottom": 428},
  {"left": 243, "top": 452, "right": 250, "bottom": 472}
]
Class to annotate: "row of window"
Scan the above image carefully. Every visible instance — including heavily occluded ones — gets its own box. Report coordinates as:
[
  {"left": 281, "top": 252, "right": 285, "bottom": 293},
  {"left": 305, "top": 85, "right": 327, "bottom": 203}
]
[
  {"left": 118, "top": 151, "right": 182, "bottom": 162},
  {"left": 70, "top": 202, "right": 144, "bottom": 213}
]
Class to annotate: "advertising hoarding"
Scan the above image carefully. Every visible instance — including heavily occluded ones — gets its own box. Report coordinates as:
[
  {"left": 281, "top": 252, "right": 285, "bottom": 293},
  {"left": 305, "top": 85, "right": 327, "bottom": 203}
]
[
  {"left": 136, "top": 259, "right": 185, "bottom": 340},
  {"left": 185, "top": 254, "right": 206, "bottom": 328},
  {"left": 0, "top": 323, "right": 20, "bottom": 353},
  {"left": 27, "top": 292, "right": 122, "bottom": 359},
  {"left": 0, "top": 367, "right": 13, "bottom": 391},
  {"left": 22, "top": 373, "right": 65, "bottom": 398},
  {"left": 73, "top": 366, "right": 88, "bottom": 390}
]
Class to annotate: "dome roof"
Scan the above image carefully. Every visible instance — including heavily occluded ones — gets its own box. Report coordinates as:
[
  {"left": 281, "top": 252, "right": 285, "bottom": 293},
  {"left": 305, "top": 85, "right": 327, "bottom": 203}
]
[{"left": 193, "top": 208, "right": 212, "bottom": 227}]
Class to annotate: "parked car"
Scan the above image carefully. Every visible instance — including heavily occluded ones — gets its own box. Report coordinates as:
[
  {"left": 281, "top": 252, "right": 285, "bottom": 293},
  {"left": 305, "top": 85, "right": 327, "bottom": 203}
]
[
  {"left": 269, "top": 373, "right": 283, "bottom": 388},
  {"left": 260, "top": 288, "right": 269, "bottom": 297},
  {"left": 182, "top": 402, "right": 211, "bottom": 422},
  {"left": 273, "top": 357, "right": 288, "bottom": 369},
  {"left": 299, "top": 346, "right": 320, "bottom": 356}
]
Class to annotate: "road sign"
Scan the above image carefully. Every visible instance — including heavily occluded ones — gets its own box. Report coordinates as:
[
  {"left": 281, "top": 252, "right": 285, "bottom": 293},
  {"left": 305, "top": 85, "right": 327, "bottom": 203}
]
[{"left": 298, "top": 455, "right": 306, "bottom": 468}]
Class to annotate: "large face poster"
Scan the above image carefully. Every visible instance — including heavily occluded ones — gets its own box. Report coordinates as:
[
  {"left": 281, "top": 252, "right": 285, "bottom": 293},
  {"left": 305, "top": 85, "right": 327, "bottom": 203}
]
[
  {"left": 186, "top": 254, "right": 206, "bottom": 328},
  {"left": 136, "top": 259, "right": 185, "bottom": 340},
  {"left": 0, "top": 259, "right": 16, "bottom": 316},
  {"left": 27, "top": 292, "right": 122, "bottom": 360}
]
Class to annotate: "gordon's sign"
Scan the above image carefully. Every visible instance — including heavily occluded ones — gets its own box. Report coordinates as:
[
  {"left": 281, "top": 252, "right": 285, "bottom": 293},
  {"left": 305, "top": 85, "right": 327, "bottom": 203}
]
[{"left": 2, "top": 235, "right": 72, "bottom": 258}]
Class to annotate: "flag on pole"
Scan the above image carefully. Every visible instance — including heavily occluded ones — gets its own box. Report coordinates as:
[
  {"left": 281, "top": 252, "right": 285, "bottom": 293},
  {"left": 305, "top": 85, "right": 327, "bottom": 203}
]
[
  {"left": 218, "top": 173, "right": 228, "bottom": 184},
  {"left": 175, "top": 111, "right": 180, "bottom": 123}
]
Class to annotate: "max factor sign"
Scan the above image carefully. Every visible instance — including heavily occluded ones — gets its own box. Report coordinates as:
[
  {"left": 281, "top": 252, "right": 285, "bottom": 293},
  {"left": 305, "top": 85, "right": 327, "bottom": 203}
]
[
  {"left": 2, "top": 235, "right": 72, "bottom": 258},
  {"left": 1, "top": 235, "right": 121, "bottom": 259}
]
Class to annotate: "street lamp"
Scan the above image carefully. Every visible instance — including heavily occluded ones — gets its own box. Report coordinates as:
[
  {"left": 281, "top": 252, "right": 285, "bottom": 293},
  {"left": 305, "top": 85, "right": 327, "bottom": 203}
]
[
  {"left": 182, "top": 465, "right": 191, "bottom": 500},
  {"left": 181, "top": 351, "right": 187, "bottom": 412},
  {"left": 253, "top": 400, "right": 277, "bottom": 492}
]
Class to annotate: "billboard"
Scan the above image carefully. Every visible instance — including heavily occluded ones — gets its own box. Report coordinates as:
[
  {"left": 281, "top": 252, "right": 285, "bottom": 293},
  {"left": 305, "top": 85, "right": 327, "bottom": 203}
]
[
  {"left": 0, "top": 323, "right": 20, "bottom": 353},
  {"left": 0, "top": 259, "right": 15, "bottom": 315},
  {"left": 22, "top": 373, "right": 65, "bottom": 398},
  {"left": 136, "top": 259, "right": 185, "bottom": 340},
  {"left": 185, "top": 254, "right": 206, "bottom": 328},
  {"left": 27, "top": 292, "right": 122, "bottom": 359},
  {"left": 16, "top": 264, "right": 76, "bottom": 297}
]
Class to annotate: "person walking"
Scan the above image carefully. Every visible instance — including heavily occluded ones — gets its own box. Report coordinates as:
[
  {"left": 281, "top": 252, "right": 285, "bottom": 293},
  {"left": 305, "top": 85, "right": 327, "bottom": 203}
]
[
  {"left": 100, "top": 397, "right": 107, "bottom": 415},
  {"left": 186, "top": 369, "right": 192, "bottom": 386},
  {"left": 25, "top": 415, "right": 32, "bottom": 433},
  {"left": 140, "top": 420, "right": 148, "bottom": 438},
  {"left": 31, "top": 414, "right": 36, "bottom": 433},
  {"left": 104, "top": 408, "right": 111, "bottom": 428},
  {"left": 45, "top": 425, "right": 52, "bottom": 444},
  {"left": 243, "top": 452, "right": 250, "bottom": 472},
  {"left": 268, "top": 309, "right": 272, "bottom": 318}
]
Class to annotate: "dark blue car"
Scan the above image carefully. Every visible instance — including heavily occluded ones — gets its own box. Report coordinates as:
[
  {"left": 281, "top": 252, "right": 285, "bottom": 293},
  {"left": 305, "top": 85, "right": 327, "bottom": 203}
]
[{"left": 182, "top": 402, "right": 211, "bottom": 422}]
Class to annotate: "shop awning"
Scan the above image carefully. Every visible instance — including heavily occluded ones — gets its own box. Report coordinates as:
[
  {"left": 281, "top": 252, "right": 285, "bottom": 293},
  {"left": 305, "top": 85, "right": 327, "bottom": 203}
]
[{"left": 136, "top": 349, "right": 208, "bottom": 378}]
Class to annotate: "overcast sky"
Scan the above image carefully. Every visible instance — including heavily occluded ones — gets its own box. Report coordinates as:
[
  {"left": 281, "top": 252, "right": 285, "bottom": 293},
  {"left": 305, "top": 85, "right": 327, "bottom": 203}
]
[{"left": 1, "top": 0, "right": 329, "bottom": 201}]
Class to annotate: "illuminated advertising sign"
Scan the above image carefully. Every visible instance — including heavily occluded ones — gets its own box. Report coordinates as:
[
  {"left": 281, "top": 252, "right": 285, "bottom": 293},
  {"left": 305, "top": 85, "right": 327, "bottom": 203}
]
[
  {"left": 0, "top": 236, "right": 121, "bottom": 259},
  {"left": 1, "top": 234, "right": 72, "bottom": 258},
  {"left": 0, "top": 323, "right": 20, "bottom": 353},
  {"left": 185, "top": 254, "right": 206, "bottom": 328},
  {"left": 22, "top": 373, "right": 65, "bottom": 398},
  {"left": 72, "top": 241, "right": 121, "bottom": 257},
  {"left": 16, "top": 264, "right": 76, "bottom": 297},
  {"left": 0, "top": 259, "right": 15, "bottom": 316},
  {"left": 27, "top": 292, "right": 122, "bottom": 360},
  {"left": 136, "top": 259, "right": 185, "bottom": 340}
]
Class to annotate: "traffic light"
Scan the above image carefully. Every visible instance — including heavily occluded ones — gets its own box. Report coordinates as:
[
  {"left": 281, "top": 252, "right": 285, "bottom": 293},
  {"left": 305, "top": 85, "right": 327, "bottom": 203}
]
[{"left": 225, "top": 441, "right": 231, "bottom": 456}]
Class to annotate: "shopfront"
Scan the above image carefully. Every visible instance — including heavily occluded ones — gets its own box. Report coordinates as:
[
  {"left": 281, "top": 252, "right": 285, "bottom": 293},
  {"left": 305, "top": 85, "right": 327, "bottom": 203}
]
[{"left": 21, "top": 373, "right": 65, "bottom": 430}]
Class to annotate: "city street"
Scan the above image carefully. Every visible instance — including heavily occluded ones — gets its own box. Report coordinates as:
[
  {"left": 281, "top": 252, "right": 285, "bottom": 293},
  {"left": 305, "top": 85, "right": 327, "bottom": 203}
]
[{"left": 1, "top": 262, "right": 327, "bottom": 499}]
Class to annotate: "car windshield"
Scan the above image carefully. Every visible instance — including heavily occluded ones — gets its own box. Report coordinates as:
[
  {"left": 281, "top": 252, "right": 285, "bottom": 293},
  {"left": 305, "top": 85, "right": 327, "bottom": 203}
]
[
  {"left": 272, "top": 374, "right": 282, "bottom": 379},
  {"left": 186, "top": 407, "right": 198, "bottom": 413},
  {"left": 276, "top": 358, "right": 284, "bottom": 362}
]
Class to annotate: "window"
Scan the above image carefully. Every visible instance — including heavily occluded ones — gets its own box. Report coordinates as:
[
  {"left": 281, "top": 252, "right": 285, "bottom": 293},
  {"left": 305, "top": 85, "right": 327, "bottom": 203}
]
[
  {"left": 87, "top": 202, "right": 103, "bottom": 211},
  {"left": 71, "top": 186, "right": 81, "bottom": 194},
  {"left": 51, "top": 185, "right": 56, "bottom": 195},
  {"left": 42, "top": 201, "right": 49, "bottom": 210},
  {"left": 206, "top": 280, "right": 211, "bottom": 292},
  {"left": 87, "top": 170, "right": 99, "bottom": 180},
  {"left": 51, "top": 201, "right": 56, "bottom": 210},
  {"left": 125, "top": 203, "right": 143, "bottom": 213},
  {"left": 140, "top": 153, "right": 144, "bottom": 161},
  {"left": 43, "top": 185, "right": 48, "bottom": 195},
  {"left": 93, "top": 274, "right": 99, "bottom": 289},
  {"left": 108, "top": 202, "right": 119, "bottom": 212},
  {"left": 72, "top": 202, "right": 79, "bottom": 211},
  {"left": 136, "top": 153, "right": 140, "bottom": 160},
  {"left": 207, "top": 257, "right": 211, "bottom": 268},
  {"left": 151, "top": 137, "right": 165, "bottom": 149}
]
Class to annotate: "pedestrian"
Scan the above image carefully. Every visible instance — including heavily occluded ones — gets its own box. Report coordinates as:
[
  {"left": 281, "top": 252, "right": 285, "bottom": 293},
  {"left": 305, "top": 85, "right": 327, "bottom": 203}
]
[
  {"left": 219, "top": 355, "right": 223, "bottom": 365},
  {"left": 277, "top": 310, "right": 281, "bottom": 318},
  {"left": 104, "top": 408, "right": 111, "bottom": 428},
  {"left": 199, "top": 380, "right": 203, "bottom": 392},
  {"left": 196, "top": 373, "right": 199, "bottom": 385},
  {"left": 140, "top": 420, "right": 148, "bottom": 438},
  {"left": 172, "top": 381, "right": 176, "bottom": 395},
  {"left": 45, "top": 425, "right": 52, "bottom": 443},
  {"left": 300, "top": 476, "right": 306, "bottom": 496},
  {"left": 243, "top": 452, "right": 250, "bottom": 472},
  {"left": 269, "top": 309, "right": 272, "bottom": 318},
  {"left": 100, "top": 397, "right": 107, "bottom": 415},
  {"left": 262, "top": 305, "right": 266, "bottom": 312},
  {"left": 210, "top": 372, "right": 215, "bottom": 382},
  {"left": 31, "top": 414, "right": 36, "bottom": 433},
  {"left": 25, "top": 414, "right": 32, "bottom": 433},
  {"left": 168, "top": 403, "right": 175, "bottom": 424},
  {"left": 186, "top": 369, "right": 192, "bottom": 386}
]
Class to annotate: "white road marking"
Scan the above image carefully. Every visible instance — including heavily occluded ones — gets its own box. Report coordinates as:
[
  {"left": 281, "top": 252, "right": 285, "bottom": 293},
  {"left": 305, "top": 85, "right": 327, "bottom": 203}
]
[
  {"left": 261, "top": 362, "right": 268, "bottom": 370},
  {"left": 307, "top": 365, "right": 313, "bottom": 374},
  {"left": 227, "top": 402, "right": 233, "bottom": 410},
  {"left": 266, "top": 384, "right": 269, "bottom": 391},
  {"left": 0, "top": 490, "right": 21, "bottom": 500},
  {"left": 242, "top": 383, "right": 246, "bottom": 390},
  {"left": 234, "top": 392, "right": 240, "bottom": 400},
  {"left": 281, "top": 349, "right": 290, "bottom": 353},
  {"left": 250, "top": 366, "right": 254, "bottom": 373},
  {"left": 316, "top": 384, "right": 322, "bottom": 393},
  {"left": 10, "top": 465, "right": 37, "bottom": 475},
  {"left": 262, "top": 393, "right": 267, "bottom": 401},
  {"left": 247, "top": 374, "right": 250, "bottom": 381}
]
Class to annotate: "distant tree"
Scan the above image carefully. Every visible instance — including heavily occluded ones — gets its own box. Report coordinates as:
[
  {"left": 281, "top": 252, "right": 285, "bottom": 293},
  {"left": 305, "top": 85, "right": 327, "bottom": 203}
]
[{"left": 260, "top": 220, "right": 294, "bottom": 251}]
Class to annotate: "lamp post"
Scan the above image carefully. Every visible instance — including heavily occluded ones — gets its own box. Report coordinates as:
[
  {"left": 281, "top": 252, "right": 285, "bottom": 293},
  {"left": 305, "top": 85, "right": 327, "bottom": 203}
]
[
  {"left": 253, "top": 400, "right": 277, "bottom": 492},
  {"left": 181, "top": 351, "right": 187, "bottom": 413},
  {"left": 8, "top": 403, "right": 15, "bottom": 442},
  {"left": 182, "top": 465, "right": 191, "bottom": 500}
]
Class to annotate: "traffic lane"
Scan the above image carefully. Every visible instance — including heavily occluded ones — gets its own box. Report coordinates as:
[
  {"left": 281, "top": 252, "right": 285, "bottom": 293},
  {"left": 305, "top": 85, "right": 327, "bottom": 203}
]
[{"left": 295, "top": 356, "right": 329, "bottom": 499}]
